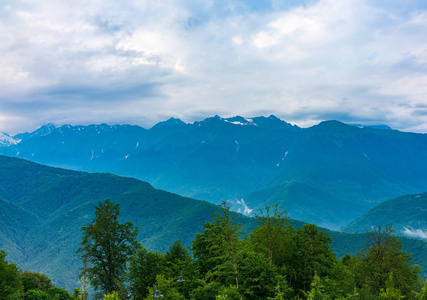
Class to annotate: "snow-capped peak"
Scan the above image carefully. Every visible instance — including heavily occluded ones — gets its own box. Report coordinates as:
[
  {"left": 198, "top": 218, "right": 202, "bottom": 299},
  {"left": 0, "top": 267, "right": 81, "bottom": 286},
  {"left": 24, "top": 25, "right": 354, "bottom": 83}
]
[
  {"left": 0, "top": 132, "right": 21, "bottom": 147},
  {"left": 223, "top": 116, "right": 258, "bottom": 126}
]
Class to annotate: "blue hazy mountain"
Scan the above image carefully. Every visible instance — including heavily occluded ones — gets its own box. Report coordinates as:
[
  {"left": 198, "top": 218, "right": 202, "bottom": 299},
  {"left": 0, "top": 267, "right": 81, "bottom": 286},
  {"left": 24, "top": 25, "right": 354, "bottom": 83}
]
[{"left": 1, "top": 116, "right": 427, "bottom": 229}]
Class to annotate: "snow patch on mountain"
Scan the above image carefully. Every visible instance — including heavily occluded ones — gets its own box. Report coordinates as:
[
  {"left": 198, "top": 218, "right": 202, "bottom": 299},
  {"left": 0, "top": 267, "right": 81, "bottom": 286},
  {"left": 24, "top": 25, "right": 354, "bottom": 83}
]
[
  {"left": 224, "top": 116, "right": 258, "bottom": 126},
  {"left": 276, "top": 151, "right": 288, "bottom": 167},
  {"left": 0, "top": 133, "right": 20, "bottom": 146}
]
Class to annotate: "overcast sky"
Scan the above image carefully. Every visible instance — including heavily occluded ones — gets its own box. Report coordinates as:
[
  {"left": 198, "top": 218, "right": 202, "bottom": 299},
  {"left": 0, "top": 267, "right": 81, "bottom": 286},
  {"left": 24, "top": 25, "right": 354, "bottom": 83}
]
[{"left": 1, "top": 0, "right": 427, "bottom": 134}]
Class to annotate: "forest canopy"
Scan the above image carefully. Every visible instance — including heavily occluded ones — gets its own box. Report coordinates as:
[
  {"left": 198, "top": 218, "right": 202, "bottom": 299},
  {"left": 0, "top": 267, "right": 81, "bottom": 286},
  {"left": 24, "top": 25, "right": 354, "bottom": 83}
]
[{"left": 2, "top": 200, "right": 426, "bottom": 300}]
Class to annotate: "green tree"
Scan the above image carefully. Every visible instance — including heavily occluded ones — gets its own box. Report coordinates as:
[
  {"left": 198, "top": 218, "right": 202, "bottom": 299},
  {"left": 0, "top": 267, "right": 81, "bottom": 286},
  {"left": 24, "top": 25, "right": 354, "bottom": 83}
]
[
  {"left": 0, "top": 250, "right": 23, "bottom": 300},
  {"left": 26, "top": 289, "right": 51, "bottom": 300},
  {"left": 72, "top": 287, "right": 88, "bottom": 300},
  {"left": 192, "top": 202, "right": 243, "bottom": 288},
  {"left": 76, "top": 199, "right": 140, "bottom": 299},
  {"left": 164, "top": 239, "right": 192, "bottom": 279},
  {"left": 103, "top": 291, "right": 120, "bottom": 300},
  {"left": 267, "top": 280, "right": 290, "bottom": 300},
  {"left": 143, "top": 275, "right": 181, "bottom": 300},
  {"left": 128, "top": 248, "right": 165, "bottom": 300},
  {"left": 237, "top": 249, "right": 290, "bottom": 299},
  {"left": 190, "top": 281, "right": 221, "bottom": 300},
  {"left": 416, "top": 278, "right": 427, "bottom": 300},
  {"left": 321, "top": 259, "right": 356, "bottom": 300},
  {"left": 287, "top": 224, "right": 336, "bottom": 295},
  {"left": 215, "top": 285, "right": 241, "bottom": 300},
  {"left": 72, "top": 288, "right": 81, "bottom": 299},
  {"left": 47, "top": 287, "right": 73, "bottom": 300},
  {"left": 250, "top": 203, "right": 290, "bottom": 264},
  {"left": 306, "top": 274, "right": 329, "bottom": 300},
  {"left": 21, "top": 271, "right": 53, "bottom": 293},
  {"left": 354, "top": 226, "right": 420, "bottom": 298},
  {"left": 378, "top": 273, "right": 403, "bottom": 300}
]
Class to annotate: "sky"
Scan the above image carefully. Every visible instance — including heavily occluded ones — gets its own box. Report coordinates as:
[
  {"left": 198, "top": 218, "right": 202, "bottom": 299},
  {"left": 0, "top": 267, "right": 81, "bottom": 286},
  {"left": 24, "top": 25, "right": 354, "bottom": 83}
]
[{"left": 1, "top": 0, "right": 427, "bottom": 134}]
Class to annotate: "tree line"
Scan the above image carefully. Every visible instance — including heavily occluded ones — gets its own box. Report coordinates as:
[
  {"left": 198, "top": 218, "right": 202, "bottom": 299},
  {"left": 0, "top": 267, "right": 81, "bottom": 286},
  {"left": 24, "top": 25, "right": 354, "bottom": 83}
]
[
  {"left": 0, "top": 250, "right": 81, "bottom": 300},
  {"left": 76, "top": 200, "right": 427, "bottom": 300},
  {"left": 2, "top": 199, "right": 426, "bottom": 300}
]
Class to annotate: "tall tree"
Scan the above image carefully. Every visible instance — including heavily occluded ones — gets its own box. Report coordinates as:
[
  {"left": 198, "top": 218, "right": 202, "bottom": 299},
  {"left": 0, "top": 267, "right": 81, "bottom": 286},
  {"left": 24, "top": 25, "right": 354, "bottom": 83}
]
[
  {"left": 76, "top": 199, "right": 140, "bottom": 299},
  {"left": 354, "top": 225, "right": 420, "bottom": 299},
  {"left": 164, "top": 239, "right": 192, "bottom": 277},
  {"left": 128, "top": 248, "right": 165, "bottom": 300},
  {"left": 192, "top": 201, "right": 243, "bottom": 288},
  {"left": 249, "top": 203, "right": 291, "bottom": 264},
  {"left": 288, "top": 224, "right": 336, "bottom": 295}
]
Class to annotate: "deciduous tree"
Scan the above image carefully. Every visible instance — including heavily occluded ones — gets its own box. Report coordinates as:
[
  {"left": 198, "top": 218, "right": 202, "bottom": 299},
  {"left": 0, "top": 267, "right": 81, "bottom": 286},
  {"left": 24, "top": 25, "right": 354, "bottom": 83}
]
[
  {"left": 354, "top": 225, "right": 420, "bottom": 298},
  {"left": 192, "top": 201, "right": 243, "bottom": 288},
  {"left": 76, "top": 199, "right": 140, "bottom": 299},
  {"left": 249, "top": 203, "right": 291, "bottom": 264}
]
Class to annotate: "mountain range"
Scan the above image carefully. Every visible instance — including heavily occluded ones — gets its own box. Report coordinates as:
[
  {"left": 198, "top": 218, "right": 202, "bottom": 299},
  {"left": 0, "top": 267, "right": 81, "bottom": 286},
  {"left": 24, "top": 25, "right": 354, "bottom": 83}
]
[
  {"left": 1, "top": 115, "right": 427, "bottom": 230},
  {"left": 0, "top": 154, "right": 426, "bottom": 292}
]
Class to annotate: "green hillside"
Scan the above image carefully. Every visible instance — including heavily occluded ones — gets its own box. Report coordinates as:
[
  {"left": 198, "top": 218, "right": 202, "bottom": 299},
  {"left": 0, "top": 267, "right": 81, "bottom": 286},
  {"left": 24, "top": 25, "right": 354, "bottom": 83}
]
[
  {"left": 0, "top": 155, "right": 258, "bottom": 290},
  {"left": 343, "top": 192, "right": 427, "bottom": 237},
  {"left": 0, "top": 155, "right": 426, "bottom": 292}
]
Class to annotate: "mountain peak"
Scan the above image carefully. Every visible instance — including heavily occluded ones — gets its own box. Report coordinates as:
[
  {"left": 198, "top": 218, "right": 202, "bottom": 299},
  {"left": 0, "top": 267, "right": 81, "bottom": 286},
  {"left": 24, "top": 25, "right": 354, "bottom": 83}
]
[
  {"left": 14, "top": 123, "right": 57, "bottom": 141},
  {"left": 0, "top": 132, "right": 20, "bottom": 147},
  {"left": 151, "top": 118, "right": 186, "bottom": 130},
  {"left": 251, "top": 115, "right": 300, "bottom": 131},
  {"left": 317, "top": 120, "right": 349, "bottom": 128},
  {"left": 223, "top": 116, "right": 257, "bottom": 126}
]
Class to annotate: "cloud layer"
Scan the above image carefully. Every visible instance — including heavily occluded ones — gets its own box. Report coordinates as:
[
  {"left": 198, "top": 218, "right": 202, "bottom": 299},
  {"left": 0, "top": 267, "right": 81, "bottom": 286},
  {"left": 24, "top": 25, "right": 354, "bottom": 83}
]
[
  {"left": 402, "top": 227, "right": 427, "bottom": 240},
  {"left": 1, "top": 0, "right": 427, "bottom": 133}
]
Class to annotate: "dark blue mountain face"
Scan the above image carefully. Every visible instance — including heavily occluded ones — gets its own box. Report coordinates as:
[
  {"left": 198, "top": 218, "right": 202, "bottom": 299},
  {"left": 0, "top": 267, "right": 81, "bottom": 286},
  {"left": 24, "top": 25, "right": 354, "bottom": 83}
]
[{"left": 1, "top": 116, "right": 427, "bottom": 229}]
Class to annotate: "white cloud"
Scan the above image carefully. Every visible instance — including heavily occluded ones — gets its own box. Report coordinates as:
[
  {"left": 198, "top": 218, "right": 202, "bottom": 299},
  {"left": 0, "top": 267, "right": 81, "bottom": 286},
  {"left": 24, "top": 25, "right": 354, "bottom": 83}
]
[
  {"left": 402, "top": 227, "right": 427, "bottom": 240},
  {"left": 235, "top": 198, "right": 253, "bottom": 216},
  {"left": 0, "top": 0, "right": 427, "bottom": 133}
]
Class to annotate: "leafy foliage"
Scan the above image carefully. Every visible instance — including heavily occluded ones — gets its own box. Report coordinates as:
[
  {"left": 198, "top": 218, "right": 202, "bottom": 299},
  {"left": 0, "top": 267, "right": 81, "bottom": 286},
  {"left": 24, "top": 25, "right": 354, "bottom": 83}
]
[
  {"left": 103, "top": 291, "right": 120, "bottom": 300},
  {"left": 1, "top": 201, "right": 426, "bottom": 300},
  {"left": 77, "top": 199, "right": 140, "bottom": 299},
  {"left": 126, "top": 204, "right": 424, "bottom": 300},
  {"left": 0, "top": 250, "right": 22, "bottom": 300},
  {"left": 351, "top": 226, "right": 420, "bottom": 298},
  {"left": 0, "top": 251, "right": 73, "bottom": 300}
]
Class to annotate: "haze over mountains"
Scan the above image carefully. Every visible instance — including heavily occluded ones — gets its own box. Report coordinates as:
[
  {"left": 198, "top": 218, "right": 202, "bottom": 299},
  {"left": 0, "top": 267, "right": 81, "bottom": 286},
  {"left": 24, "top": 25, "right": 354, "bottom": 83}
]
[{"left": 1, "top": 115, "right": 427, "bottom": 230}]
